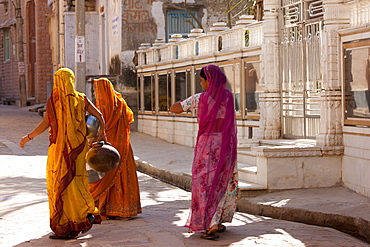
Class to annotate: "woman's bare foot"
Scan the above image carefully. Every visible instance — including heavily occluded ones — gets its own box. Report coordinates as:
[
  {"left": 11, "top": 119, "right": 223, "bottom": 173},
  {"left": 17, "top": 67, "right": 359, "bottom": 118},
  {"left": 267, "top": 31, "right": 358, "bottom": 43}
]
[
  {"left": 201, "top": 225, "right": 219, "bottom": 240},
  {"left": 207, "top": 225, "right": 219, "bottom": 235}
]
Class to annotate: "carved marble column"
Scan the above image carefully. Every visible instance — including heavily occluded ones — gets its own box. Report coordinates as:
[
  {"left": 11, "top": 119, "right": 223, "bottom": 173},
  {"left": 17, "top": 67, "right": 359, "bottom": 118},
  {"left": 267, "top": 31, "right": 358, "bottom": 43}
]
[
  {"left": 317, "top": 91, "right": 343, "bottom": 146},
  {"left": 259, "top": 93, "right": 281, "bottom": 139},
  {"left": 258, "top": 0, "right": 281, "bottom": 139},
  {"left": 316, "top": 0, "right": 349, "bottom": 146}
]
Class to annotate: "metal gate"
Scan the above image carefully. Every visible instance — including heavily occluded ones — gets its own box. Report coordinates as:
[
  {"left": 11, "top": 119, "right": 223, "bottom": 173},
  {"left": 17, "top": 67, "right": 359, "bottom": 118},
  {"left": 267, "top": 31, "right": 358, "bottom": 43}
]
[{"left": 281, "top": 0, "right": 323, "bottom": 138}]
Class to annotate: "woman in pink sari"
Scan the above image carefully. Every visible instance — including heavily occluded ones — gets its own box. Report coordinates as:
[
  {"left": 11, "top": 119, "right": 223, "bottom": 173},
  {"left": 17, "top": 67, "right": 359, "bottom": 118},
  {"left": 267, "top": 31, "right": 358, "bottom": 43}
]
[{"left": 170, "top": 65, "right": 238, "bottom": 240}]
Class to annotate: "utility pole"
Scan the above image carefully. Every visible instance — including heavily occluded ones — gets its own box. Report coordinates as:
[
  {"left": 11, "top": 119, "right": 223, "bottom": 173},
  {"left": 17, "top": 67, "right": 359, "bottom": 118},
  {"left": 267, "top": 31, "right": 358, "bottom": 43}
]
[
  {"left": 226, "top": 1, "right": 232, "bottom": 28},
  {"left": 15, "top": 0, "right": 27, "bottom": 106},
  {"left": 75, "top": 0, "right": 86, "bottom": 93}
]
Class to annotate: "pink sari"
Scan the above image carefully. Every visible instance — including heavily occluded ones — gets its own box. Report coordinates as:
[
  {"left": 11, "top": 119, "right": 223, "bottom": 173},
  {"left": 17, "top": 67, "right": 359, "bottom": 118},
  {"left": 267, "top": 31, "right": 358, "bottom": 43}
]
[{"left": 185, "top": 65, "right": 238, "bottom": 232}]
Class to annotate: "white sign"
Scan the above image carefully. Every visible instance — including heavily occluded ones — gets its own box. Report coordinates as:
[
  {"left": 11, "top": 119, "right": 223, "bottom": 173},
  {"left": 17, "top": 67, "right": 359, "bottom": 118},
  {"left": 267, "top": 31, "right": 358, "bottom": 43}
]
[
  {"left": 18, "top": 62, "right": 25, "bottom": 75},
  {"left": 75, "top": 36, "right": 85, "bottom": 63}
]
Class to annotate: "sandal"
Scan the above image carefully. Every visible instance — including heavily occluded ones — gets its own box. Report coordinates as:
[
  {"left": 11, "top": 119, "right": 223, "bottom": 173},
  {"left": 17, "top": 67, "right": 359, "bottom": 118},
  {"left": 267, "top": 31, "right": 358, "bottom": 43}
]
[
  {"left": 49, "top": 233, "right": 73, "bottom": 239},
  {"left": 107, "top": 216, "right": 134, "bottom": 221},
  {"left": 81, "top": 214, "right": 95, "bottom": 234},
  {"left": 81, "top": 225, "right": 93, "bottom": 234},
  {"left": 107, "top": 216, "right": 117, "bottom": 220},
  {"left": 200, "top": 233, "right": 219, "bottom": 240},
  {"left": 217, "top": 224, "right": 226, "bottom": 232},
  {"left": 200, "top": 225, "right": 220, "bottom": 240}
]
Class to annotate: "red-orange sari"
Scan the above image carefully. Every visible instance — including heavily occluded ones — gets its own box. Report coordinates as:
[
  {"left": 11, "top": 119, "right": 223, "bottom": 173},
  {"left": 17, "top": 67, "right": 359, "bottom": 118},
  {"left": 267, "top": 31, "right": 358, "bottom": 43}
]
[{"left": 89, "top": 78, "right": 142, "bottom": 219}]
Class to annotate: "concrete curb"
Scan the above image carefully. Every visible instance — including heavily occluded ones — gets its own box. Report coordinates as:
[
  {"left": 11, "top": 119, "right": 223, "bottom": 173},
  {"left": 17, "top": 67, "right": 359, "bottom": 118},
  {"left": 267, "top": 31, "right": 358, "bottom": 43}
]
[
  {"left": 135, "top": 158, "right": 370, "bottom": 244},
  {"left": 135, "top": 158, "right": 192, "bottom": 192},
  {"left": 237, "top": 198, "right": 370, "bottom": 243}
]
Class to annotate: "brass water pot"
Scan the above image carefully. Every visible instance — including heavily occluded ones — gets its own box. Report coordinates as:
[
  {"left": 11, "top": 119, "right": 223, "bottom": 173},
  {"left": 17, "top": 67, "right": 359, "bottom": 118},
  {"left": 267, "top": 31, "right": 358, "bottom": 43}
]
[{"left": 86, "top": 141, "right": 120, "bottom": 173}]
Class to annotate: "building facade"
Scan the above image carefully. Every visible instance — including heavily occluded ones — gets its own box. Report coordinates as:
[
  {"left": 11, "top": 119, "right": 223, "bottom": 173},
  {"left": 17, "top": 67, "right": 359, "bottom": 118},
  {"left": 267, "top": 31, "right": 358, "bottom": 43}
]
[
  {"left": 48, "top": 0, "right": 249, "bottom": 129},
  {"left": 0, "top": 0, "right": 53, "bottom": 105},
  {"left": 136, "top": 0, "right": 370, "bottom": 198}
]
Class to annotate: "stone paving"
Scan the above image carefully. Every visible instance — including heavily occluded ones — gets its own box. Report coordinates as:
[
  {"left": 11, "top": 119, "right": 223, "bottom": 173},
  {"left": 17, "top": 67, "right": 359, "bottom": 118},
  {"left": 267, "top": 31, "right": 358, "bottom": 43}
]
[{"left": 0, "top": 104, "right": 369, "bottom": 247}]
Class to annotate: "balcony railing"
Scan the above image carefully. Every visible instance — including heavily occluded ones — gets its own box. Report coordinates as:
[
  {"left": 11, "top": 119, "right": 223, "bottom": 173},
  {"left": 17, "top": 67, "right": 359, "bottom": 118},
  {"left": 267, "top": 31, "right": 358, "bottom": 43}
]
[
  {"left": 347, "top": 0, "right": 370, "bottom": 27},
  {"left": 137, "top": 15, "right": 264, "bottom": 66}
]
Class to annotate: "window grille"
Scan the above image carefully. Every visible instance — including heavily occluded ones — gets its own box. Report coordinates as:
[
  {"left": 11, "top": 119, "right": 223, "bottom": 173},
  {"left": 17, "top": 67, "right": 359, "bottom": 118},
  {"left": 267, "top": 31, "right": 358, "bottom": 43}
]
[{"left": 166, "top": 10, "right": 198, "bottom": 41}]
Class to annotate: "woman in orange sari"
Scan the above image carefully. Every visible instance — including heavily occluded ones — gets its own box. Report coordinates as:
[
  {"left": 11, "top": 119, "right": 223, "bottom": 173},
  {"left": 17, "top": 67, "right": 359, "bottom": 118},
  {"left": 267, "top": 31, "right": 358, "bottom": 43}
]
[
  {"left": 89, "top": 78, "right": 142, "bottom": 220},
  {"left": 20, "top": 68, "right": 105, "bottom": 239}
]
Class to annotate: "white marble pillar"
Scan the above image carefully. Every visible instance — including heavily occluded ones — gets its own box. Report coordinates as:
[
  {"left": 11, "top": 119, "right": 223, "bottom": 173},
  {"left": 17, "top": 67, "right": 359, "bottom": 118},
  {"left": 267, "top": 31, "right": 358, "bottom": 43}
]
[
  {"left": 316, "top": 0, "right": 350, "bottom": 146},
  {"left": 258, "top": 0, "right": 281, "bottom": 139}
]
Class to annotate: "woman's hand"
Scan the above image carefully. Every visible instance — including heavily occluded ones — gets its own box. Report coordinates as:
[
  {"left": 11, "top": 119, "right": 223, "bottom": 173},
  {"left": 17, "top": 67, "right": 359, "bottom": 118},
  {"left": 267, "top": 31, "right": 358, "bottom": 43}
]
[
  {"left": 20, "top": 134, "right": 33, "bottom": 148},
  {"left": 97, "top": 130, "right": 107, "bottom": 142},
  {"left": 19, "top": 112, "right": 49, "bottom": 148},
  {"left": 88, "top": 137, "right": 95, "bottom": 147}
]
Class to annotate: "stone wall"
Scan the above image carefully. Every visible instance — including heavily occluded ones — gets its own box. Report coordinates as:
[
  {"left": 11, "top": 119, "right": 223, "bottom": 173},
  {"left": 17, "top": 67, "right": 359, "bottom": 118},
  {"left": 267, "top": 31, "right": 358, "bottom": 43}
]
[
  {"left": 64, "top": 12, "right": 100, "bottom": 76},
  {"left": 343, "top": 127, "right": 370, "bottom": 197}
]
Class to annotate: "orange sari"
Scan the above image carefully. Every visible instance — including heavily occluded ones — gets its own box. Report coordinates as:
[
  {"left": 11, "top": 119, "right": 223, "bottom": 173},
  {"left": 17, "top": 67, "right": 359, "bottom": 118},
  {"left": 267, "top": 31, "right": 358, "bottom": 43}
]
[
  {"left": 89, "top": 78, "right": 142, "bottom": 219},
  {"left": 46, "top": 68, "right": 98, "bottom": 235}
]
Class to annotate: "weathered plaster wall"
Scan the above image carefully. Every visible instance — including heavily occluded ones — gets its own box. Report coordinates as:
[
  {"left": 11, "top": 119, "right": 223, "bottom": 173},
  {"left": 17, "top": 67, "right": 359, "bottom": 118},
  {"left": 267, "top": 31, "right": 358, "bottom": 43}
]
[
  {"left": 64, "top": 12, "right": 99, "bottom": 75},
  {"left": 107, "top": 1, "right": 122, "bottom": 75},
  {"left": 152, "top": 2, "right": 166, "bottom": 40},
  {"left": 122, "top": 0, "right": 157, "bottom": 51}
]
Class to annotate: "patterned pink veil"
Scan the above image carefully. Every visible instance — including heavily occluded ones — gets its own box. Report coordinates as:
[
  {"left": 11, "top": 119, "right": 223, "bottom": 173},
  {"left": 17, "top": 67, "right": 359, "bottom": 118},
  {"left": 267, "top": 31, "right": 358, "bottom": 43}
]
[{"left": 196, "top": 65, "right": 237, "bottom": 229}]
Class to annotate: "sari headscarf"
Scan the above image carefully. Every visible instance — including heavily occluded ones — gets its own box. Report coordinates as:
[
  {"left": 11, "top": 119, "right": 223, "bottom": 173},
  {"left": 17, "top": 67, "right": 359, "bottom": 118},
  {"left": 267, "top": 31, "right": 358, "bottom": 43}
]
[
  {"left": 89, "top": 78, "right": 141, "bottom": 219},
  {"left": 196, "top": 65, "right": 237, "bottom": 230},
  {"left": 48, "top": 68, "right": 86, "bottom": 145},
  {"left": 46, "top": 68, "right": 96, "bottom": 235}
]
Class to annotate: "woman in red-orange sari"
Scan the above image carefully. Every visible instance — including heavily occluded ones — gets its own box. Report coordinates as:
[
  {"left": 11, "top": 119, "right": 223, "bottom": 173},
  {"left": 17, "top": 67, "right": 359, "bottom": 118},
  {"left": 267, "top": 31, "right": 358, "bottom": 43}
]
[
  {"left": 89, "top": 78, "right": 142, "bottom": 219},
  {"left": 20, "top": 68, "right": 105, "bottom": 239}
]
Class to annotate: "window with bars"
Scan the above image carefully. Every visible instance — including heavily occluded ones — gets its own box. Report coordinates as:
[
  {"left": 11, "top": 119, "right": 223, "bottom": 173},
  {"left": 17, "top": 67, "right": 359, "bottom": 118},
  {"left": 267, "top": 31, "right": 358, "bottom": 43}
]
[
  {"left": 175, "top": 71, "right": 190, "bottom": 103},
  {"left": 144, "top": 75, "right": 154, "bottom": 111},
  {"left": 166, "top": 10, "right": 198, "bottom": 41},
  {"left": 4, "top": 29, "right": 10, "bottom": 61},
  {"left": 158, "top": 73, "right": 171, "bottom": 112},
  {"left": 245, "top": 61, "right": 261, "bottom": 115},
  {"left": 344, "top": 40, "right": 370, "bottom": 125}
]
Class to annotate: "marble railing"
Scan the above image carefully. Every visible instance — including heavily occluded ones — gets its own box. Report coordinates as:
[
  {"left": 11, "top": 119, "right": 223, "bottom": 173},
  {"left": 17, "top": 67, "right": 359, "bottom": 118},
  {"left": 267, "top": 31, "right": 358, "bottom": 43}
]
[
  {"left": 137, "top": 19, "right": 263, "bottom": 66},
  {"left": 347, "top": 0, "right": 370, "bottom": 27}
]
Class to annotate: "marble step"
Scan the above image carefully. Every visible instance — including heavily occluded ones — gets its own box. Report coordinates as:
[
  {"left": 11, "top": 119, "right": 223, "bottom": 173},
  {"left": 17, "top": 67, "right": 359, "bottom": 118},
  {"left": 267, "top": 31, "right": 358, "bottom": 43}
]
[
  {"left": 238, "top": 180, "right": 267, "bottom": 198},
  {"left": 238, "top": 162, "right": 262, "bottom": 185},
  {"left": 237, "top": 150, "right": 256, "bottom": 165}
]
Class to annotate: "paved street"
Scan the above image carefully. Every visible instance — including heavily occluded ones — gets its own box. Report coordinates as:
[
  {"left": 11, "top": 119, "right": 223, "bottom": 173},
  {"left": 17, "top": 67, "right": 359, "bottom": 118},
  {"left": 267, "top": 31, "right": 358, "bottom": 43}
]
[{"left": 0, "top": 104, "right": 369, "bottom": 247}]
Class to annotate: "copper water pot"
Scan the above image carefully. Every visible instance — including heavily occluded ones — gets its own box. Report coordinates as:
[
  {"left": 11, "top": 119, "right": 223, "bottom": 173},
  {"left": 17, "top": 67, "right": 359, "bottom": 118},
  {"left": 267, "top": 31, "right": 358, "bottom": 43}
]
[{"left": 86, "top": 141, "right": 120, "bottom": 173}]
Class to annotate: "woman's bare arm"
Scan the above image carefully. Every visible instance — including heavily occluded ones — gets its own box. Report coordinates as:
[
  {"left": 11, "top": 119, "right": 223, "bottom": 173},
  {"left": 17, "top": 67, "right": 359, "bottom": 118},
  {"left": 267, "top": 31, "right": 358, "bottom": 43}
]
[
  {"left": 170, "top": 102, "right": 184, "bottom": 114},
  {"left": 20, "top": 112, "right": 50, "bottom": 148}
]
